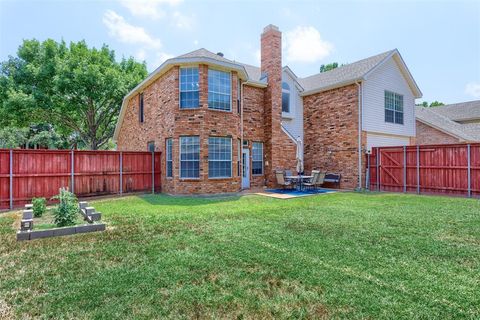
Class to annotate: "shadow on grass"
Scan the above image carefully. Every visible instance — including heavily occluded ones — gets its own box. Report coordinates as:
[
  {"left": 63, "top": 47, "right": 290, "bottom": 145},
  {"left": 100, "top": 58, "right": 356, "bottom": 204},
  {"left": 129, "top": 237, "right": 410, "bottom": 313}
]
[{"left": 137, "top": 193, "right": 245, "bottom": 207}]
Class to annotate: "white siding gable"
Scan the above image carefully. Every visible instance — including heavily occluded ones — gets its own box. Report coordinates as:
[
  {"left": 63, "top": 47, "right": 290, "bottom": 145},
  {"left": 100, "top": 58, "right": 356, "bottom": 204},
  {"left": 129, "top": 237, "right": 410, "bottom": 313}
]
[
  {"left": 362, "top": 57, "right": 416, "bottom": 137},
  {"left": 281, "top": 70, "right": 304, "bottom": 142}
]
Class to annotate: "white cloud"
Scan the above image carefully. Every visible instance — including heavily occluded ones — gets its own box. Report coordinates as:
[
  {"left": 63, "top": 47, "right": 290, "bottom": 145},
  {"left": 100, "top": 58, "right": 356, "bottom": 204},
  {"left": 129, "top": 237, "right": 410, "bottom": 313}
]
[
  {"left": 120, "top": 0, "right": 182, "bottom": 20},
  {"left": 254, "top": 49, "right": 261, "bottom": 64},
  {"left": 153, "top": 52, "right": 174, "bottom": 67},
  {"left": 284, "top": 26, "right": 333, "bottom": 63},
  {"left": 135, "top": 48, "right": 147, "bottom": 61},
  {"left": 465, "top": 82, "right": 480, "bottom": 98},
  {"left": 103, "top": 10, "right": 161, "bottom": 49},
  {"left": 172, "top": 11, "right": 194, "bottom": 30}
]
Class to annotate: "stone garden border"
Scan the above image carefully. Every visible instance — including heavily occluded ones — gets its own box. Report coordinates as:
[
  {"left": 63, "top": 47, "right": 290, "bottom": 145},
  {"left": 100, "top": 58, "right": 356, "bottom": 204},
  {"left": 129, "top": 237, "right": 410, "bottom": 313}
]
[
  {"left": 17, "top": 223, "right": 106, "bottom": 241},
  {"left": 17, "top": 201, "right": 106, "bottom": 241}
]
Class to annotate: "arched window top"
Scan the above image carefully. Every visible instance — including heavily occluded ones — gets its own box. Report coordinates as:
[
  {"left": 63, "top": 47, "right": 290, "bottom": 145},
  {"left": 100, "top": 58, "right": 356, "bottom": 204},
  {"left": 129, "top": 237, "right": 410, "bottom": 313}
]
[{"left": 282, "top": 82, "right": 290, "bottom": 91}]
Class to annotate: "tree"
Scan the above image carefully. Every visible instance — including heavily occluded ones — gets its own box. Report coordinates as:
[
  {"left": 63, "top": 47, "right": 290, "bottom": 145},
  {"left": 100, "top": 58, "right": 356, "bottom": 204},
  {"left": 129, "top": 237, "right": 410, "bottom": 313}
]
[
  {"left": 416, "top": 100, "right": 445, "bottom": 108},
  {"left": 0, "top": 39, "right": 147, "bottom": 149},
  {"left": 320, "top": 62, "right": 344, "bottom": 73},
  {"left": 0, "top": 127, "right": 28, "bottom": 148}
]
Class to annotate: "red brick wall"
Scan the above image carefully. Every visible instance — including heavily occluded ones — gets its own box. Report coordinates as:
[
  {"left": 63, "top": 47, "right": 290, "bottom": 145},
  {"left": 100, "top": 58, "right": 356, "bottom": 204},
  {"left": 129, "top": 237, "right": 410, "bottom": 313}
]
[
  {"left": 303, "top": 84, "right": 363, "bottom": 189},
  {"left": 261, "top": 25, "right": 297, "bottom": 187},
  {"left": 117, "top": 65, "right": 244, "bottom": 194},
  {"left": 416, "top": 120, "right": 461, "bottom": 145},
  {"left": 243, "top": 85, "right": 266, "bottom": 188}
]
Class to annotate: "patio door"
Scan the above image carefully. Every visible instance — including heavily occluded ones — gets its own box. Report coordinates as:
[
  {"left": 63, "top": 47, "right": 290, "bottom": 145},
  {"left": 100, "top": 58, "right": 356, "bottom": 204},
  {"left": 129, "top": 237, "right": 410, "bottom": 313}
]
[{"left": 242, "top": 149, "right": 250, "bottom": 189}]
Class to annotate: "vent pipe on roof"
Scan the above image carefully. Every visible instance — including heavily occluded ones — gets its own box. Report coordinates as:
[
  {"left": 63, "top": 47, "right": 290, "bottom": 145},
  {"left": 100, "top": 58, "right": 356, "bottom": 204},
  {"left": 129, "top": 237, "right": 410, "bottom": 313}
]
[{"left": 216, "top": 52, "right": 224, "bottom": 57}]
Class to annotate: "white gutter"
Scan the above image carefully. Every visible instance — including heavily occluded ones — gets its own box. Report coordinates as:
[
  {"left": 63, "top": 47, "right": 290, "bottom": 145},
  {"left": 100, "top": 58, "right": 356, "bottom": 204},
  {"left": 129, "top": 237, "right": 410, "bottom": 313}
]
[{"left": 355, "top": 81, "right": 363, "bottom": 191}]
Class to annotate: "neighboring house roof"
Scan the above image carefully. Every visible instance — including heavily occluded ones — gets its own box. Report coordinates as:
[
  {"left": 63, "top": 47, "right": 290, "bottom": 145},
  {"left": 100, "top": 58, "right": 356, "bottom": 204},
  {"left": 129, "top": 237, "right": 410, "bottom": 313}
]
[
  {"left": 297, "top": 49, "right": 422, "bottom": 98},
  {"left": 415, "top": 106, "right": 480, "bottom": 141},
  {"left": 427, "top": 100, "right": 480, "bottom": 122}
]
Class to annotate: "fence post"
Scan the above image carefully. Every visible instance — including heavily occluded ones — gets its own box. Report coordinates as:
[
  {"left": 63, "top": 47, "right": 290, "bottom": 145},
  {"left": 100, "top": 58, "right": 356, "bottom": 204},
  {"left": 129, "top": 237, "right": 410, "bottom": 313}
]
[
  {"left": 70, "top": 149, "right": 75, "bottom": 194},
  {"left": 416, "top": 145, "right": 420, "bottom": 194},
  {"left": 376, "top": 148, "right": 380, "bottom": 191},
  {"left": 151, "top": 151, "right": 155, "bottom": 194},
  {"left": 119, "top": 152, "right": 123, "bottom": 195},
  {"left": 467, "top": 144, "right": 471, "bottom": 198},
  {"left": 366, "top": 153, "right": 370, "bottom": 190},
  {"left": 403, "top": 146, "right": 407, "bottom": 193},
  {"left": 9, "top": 149, "right": 13, "bottom": 210}
]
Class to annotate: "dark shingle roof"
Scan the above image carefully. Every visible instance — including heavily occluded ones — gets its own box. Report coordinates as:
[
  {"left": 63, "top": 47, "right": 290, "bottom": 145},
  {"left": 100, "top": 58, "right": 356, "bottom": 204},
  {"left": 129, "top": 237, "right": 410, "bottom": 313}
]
[
  {"left": 415, "top": 106, "right": 480, "bottom": 141},
  {"left": 297, "top": 50, "right": 395, "bottom": 92},
  {"left": 428, "top": 100, "right": 480, "bottom": 122}
]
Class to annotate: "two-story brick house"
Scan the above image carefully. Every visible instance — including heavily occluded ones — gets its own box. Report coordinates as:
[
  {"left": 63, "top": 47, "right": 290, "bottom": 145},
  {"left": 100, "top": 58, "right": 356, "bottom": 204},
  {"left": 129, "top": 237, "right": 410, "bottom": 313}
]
[{"left": 114, "top": 24, "right": 422, "bottom": 194}]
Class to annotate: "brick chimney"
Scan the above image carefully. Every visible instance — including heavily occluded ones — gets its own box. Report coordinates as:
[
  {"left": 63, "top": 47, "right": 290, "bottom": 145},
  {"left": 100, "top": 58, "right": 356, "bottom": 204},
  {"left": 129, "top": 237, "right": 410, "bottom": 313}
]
[{"left": 261, "top": 24, "right": 283, "bottom": 186}]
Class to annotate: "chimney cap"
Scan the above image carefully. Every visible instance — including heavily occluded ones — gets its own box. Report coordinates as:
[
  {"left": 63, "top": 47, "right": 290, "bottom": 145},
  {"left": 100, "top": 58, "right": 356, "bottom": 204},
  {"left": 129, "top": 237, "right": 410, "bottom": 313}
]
[
  {"left": 216, "top": 52, "right": 224, "bottom": 57},
  {"left": 263, "top": 24, "right": 280, "bottom": 33}
]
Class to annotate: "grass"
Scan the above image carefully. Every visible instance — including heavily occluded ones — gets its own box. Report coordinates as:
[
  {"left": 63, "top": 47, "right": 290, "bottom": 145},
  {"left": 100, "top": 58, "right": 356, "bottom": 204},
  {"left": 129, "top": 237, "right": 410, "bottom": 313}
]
[{"left": 0, "top": 192, "right": 479, "bottom": 319}]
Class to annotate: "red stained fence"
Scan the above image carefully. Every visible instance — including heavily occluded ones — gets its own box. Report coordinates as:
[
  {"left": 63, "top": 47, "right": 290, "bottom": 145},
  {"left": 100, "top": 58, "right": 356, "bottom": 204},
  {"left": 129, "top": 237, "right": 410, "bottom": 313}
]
[
  {"left": 367, "top": 143, "right": 480, "bottom": 198},
  {"left": 0, "top": 149, "right": 161, "bottom": 210}
]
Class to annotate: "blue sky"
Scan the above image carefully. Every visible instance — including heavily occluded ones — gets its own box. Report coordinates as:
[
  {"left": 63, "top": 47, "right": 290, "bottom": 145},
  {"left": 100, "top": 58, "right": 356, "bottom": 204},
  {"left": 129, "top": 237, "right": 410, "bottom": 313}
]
[{"left": 1, "top": 0, "right": 479, "bottom": 104}]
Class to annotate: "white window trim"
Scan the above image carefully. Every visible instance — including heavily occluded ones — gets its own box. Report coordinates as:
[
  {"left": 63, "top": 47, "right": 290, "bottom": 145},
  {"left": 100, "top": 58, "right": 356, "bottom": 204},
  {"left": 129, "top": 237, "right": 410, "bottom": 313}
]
[
  {"left": 207, "top": 68, "right": 232, "bottom": 112},
  {"left": 179, "top": 136, "right": 200, "bottom": 180},
  {"left": 281, "top": 82, "right": 294, "bottom": 118},
  {"left": 208, "top": 136, "right": 233, "bottom": 179},
  {"left": 384, "top": 90, "right": 404, "bottom": 125},
  {"left": 166, "top": 138, "right": 173, "bottom": 179},
  {"left": 179, "top": 66, "right": 200, "bottom": 110},
  {"left": 251, "top": 141, "right": 264, "bottom": 176}
]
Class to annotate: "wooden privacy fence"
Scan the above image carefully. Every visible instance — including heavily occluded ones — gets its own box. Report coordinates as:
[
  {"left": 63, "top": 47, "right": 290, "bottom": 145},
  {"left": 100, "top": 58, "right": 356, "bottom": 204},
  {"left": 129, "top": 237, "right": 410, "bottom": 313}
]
[
  {"left": 367, "top": 143, "right": 480, "bottom": 198},
  {"left": 0, "top": 149, "right": 161, "bottom": 210}
]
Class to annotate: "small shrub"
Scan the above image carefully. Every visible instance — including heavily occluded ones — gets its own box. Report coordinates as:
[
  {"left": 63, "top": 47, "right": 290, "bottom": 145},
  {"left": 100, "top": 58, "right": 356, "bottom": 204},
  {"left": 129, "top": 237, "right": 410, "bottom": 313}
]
[
  {"left": 51, "top": 188, "right": 78, "bottom": 227},
  {"left": 32, "top": 197, "right": 46, "bottom": 217}
]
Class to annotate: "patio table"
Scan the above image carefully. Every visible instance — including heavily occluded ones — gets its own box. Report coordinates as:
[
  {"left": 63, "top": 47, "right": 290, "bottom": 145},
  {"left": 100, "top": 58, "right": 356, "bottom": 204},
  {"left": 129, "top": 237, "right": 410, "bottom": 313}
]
[{"left": 286, "top": 175, "right": 313, "bottom": 191}]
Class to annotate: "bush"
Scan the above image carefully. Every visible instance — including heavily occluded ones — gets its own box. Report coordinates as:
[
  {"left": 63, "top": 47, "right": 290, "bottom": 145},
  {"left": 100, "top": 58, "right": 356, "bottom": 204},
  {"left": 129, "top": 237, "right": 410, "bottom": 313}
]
[
  {"left": 51, "top": 188, "right": 78, "bottom": 227},
  {"left": 32, "top": 197, "right": 46, "bottom": 217}
]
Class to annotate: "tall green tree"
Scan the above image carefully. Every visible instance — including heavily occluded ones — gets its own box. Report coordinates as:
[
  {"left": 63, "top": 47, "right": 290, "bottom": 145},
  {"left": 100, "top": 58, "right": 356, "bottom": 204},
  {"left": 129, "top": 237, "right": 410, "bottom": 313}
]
[
  {"left": 320, "top": 62, "right": 345, "bottom": 73},
  {"left": 416, "top": 100, "right": 445, "bottom": 108},
  {"left": 0, "top": 39, "right": 147, "bottom": 149}
]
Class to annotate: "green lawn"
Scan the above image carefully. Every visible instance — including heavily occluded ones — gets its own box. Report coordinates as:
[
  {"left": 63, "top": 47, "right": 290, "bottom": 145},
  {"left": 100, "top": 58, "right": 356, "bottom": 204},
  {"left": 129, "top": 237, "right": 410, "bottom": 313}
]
[{"left": 0, "top": 192, "right": 479, "bottom": 319}]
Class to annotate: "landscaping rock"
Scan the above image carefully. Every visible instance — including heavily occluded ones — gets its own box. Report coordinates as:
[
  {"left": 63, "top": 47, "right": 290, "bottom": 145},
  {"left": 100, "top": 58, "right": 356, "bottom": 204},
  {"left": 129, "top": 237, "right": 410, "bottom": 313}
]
[
  {"left": 79, "top": 201, "right": 88, "bottom": 210},
  {"left": 16, "top": 231, "right": 30, "bottom": 241},
  {"left": 30, "top": 229, "right": 54, "bottom": 240},
  {"left": 23, "top": 210, "right": 33, "bottom": 220},
  {"left": 53, "top": 227, "right": 76, "bottom": 237}
]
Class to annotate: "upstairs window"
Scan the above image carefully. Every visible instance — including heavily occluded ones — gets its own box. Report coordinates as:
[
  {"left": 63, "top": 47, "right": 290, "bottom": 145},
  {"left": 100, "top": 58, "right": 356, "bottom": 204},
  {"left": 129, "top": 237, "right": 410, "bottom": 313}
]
[
  {"left": 252, "top": 142, "right": 263, "bottom": 175},
  {"left": 179, "top": 136, "right": 200, "bottom": 178},
  {"left": 208, "top": 137, "right": 232, "bottom": 178},
  {"left": 208, "top": 69, "right": 231, "bottom": 111},
  {"left": 180, "top": 67, "right": 199, "bottom": 109},
  {"left": 166, "top": 138, "right": 173, "bottom": 178},
  {"left": 282, "top": 82, "right": 290, "bottom": 113},
  {"left": 385, "top": 91, "right": 404, "bottom": 124},
  {"left": 139, "top": 93, "right": 144, "bottom": 122}
]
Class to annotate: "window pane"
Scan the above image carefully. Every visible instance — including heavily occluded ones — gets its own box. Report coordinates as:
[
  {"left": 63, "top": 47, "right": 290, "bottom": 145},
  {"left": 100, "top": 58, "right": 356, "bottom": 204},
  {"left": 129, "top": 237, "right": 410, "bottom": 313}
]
[
  {"left": 208, "top": 137, "right": 232, "bottom": 178},
  {"left": 252, "top": 142, "right": 263, "bottom": 175},
  {"left": 282, "top": 92, "right": 290, "bottom": 113},
  {"left": 385, "top": 90, "right": 403, "bottom": 124},
  {"left": 180, "top": 136, "right": 200, "bottom": 178},
  {"left": 180, "top": 68, "right": 199, "bottom": 109},
  {"left": 166, "top": 138, "right": 173, "bottom": 177},
  {"left": 208, "top": 69, "right": 231, "bottom": 111}
]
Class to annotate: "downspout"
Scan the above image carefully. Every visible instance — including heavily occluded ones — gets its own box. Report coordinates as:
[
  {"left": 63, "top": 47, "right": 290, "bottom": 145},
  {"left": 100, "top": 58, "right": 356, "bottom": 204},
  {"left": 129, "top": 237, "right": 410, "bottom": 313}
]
[
  {"left": 355, "top": 81, "right": 363, "bottom": 191},
  {"left": 240, "top": 80, "right": 246, "bottom": 189}
]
